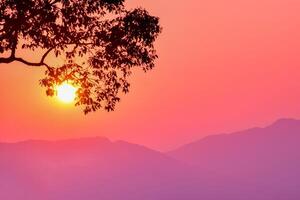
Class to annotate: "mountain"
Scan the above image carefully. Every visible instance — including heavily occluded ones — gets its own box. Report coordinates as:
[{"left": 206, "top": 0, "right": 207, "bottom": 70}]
[
  {"left": 0, "top": 137, "right": 194, "bottom": 200},
  {"left": 169, "top": 118, "right": 300, "bottom": 200},
  {"left": 1, "top": 119, "right": 300, "bottom": 200}
]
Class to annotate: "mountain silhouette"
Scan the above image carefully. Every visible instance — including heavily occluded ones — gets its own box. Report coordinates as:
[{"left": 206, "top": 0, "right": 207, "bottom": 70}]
[
  {"left": 0, "top": 137, "right": 192, "bottom": 200},
  {"left": 169, "top": 118, "right": 300, "bottom": 200},
  {"left": 1, "top": 119, "right": 300, "bottom": 200}
]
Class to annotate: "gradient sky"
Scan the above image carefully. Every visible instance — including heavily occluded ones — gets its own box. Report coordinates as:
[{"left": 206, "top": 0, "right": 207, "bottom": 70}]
[{"left": 1, "top": 0, "right": 300, "bottom": 151}]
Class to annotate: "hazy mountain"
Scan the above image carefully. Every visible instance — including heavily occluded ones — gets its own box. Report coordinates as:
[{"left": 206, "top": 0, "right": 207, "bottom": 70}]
[
  {"left": 1, "top": 119, "right": 300, "bottom": 200},
  {"left": 169, "top": 118, "right": 300, "bottom": 200},
  {"left": 0, "top": 137, "right": 195, "bottom": 200}
]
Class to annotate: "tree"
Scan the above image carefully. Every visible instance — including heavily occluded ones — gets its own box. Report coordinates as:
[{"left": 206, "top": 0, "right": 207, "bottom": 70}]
[{"left": 0, "top": 0, "right": 161, "bottom": 114}]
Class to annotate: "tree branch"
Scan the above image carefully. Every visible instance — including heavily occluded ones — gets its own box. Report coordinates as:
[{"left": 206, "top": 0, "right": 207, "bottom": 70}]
[
  {"left": 0, "top": 42, "right": 91, "bottom": 69},
  {"left": 0, "top": 48, "right": 54, "bottom": 70},
  {"left": 14, "top": 57, "right": 50, "bottom": 69},
  {"left": 40, "top": 47, "right": 54, "bottom": 64},
  {"left": 0, "top": 57, "right": 14, "bottom": 64}
]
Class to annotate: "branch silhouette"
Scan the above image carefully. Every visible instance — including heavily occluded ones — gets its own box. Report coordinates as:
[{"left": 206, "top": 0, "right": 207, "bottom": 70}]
[{"left": 0, "top": 0, "right": 161, "bottom": 114}]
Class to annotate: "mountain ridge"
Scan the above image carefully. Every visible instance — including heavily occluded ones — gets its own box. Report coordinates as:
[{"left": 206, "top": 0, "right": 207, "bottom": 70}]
[
  {"left": 169, "top": 118, "right": 300, "bottom": 155},
  {"left": 1, "top": 118, "right": 300, "bottom": 200}
]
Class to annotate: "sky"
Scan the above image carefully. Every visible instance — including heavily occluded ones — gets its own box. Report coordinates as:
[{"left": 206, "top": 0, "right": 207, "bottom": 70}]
[{"left": 1, "top": 0, "right": 300, "bottom": 151}]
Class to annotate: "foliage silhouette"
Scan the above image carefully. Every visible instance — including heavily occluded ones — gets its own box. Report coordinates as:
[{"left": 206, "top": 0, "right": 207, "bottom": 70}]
[{"left": 0, "top": 0, "right": 161, "bottom": 114}]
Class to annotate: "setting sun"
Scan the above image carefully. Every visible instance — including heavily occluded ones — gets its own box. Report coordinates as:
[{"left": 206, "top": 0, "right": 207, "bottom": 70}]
[{"left": 56, "top": 82, "right": 78, "bottom": 103}]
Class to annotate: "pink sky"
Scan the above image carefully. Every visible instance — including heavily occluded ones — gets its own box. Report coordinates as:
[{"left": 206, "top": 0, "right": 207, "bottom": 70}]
[{"left": 1, "top": 0, "right": 300, "bottom": 151}]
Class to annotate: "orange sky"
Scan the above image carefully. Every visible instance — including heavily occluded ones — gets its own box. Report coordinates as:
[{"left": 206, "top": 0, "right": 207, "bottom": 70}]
[{"left": 1, "top": 0, "right": 300, "bottom": 150}]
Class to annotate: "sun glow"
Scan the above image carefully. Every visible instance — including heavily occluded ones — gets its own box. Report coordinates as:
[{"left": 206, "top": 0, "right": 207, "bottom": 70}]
[{"left": 56, "top": 82, "right": 78, "bottom": 103}]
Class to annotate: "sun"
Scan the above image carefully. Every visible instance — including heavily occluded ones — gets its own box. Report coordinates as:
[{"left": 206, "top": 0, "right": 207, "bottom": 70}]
[{"left": 56, "top": 82, "right": 78, "bottom": 103}]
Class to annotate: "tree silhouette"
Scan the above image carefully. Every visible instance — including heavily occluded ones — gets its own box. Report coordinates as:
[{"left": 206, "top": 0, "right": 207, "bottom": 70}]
[{"left": 0, "top": 0, "right": 161, "bottom": 114}]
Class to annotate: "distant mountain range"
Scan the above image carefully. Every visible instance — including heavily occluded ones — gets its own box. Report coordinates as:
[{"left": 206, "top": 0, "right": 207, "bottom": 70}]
[{"left": 1, "top": 118, "right": 300, "bottom": 200}]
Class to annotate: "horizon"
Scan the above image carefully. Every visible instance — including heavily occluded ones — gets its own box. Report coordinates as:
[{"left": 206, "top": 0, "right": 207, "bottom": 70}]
[{"left": 1, "top": 117, "right": 298, "bottom": 151}]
